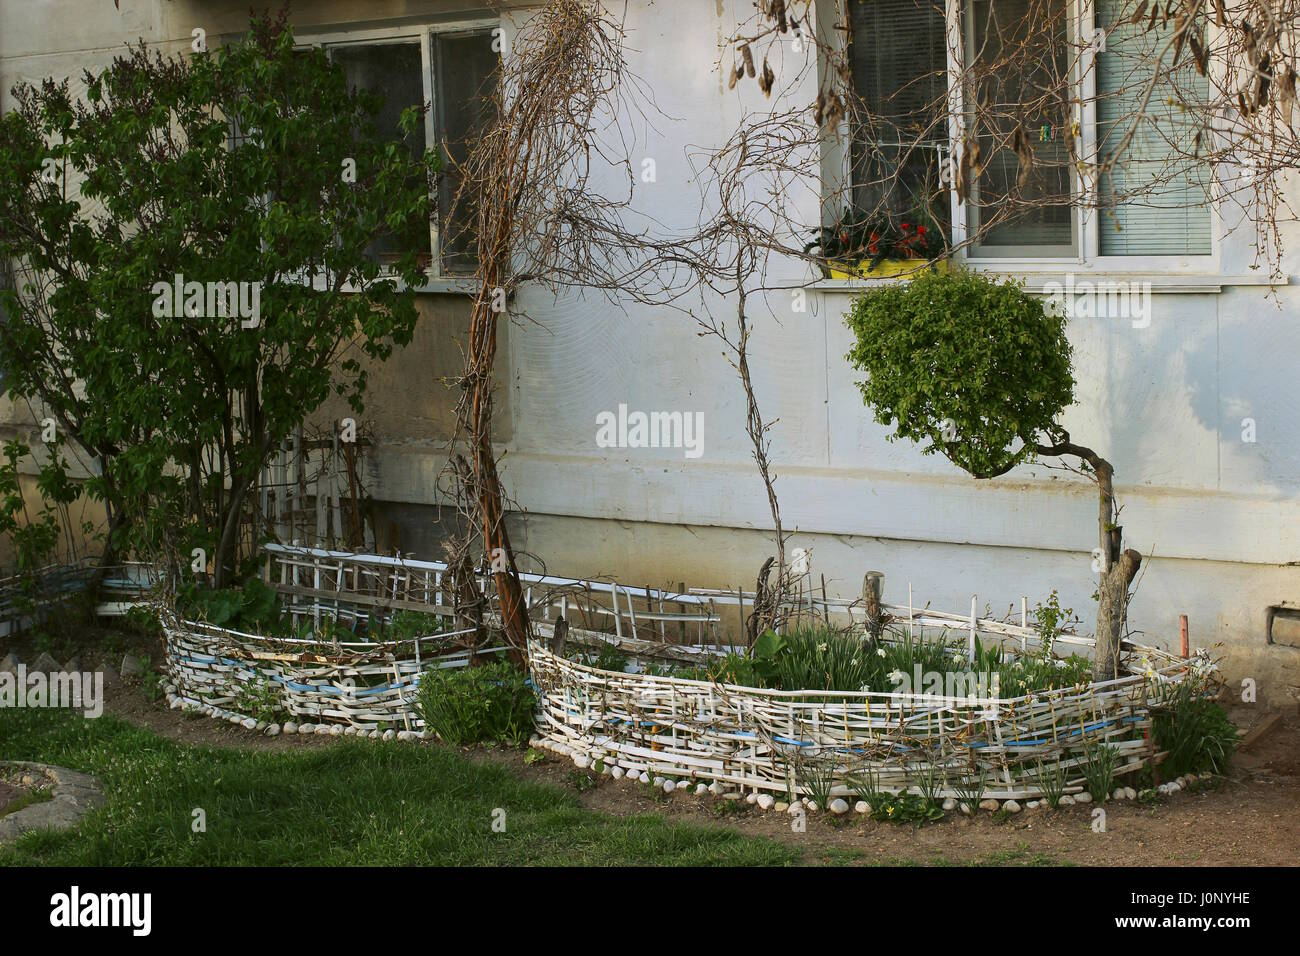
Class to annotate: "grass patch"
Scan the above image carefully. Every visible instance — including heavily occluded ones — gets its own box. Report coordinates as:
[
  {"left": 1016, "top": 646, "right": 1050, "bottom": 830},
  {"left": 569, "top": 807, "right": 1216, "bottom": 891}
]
[
  {"left": 0, "top": 708, "right": 795, "bottom": 867},
  {"left": 0, "top": 787, "right": 53, "bottom": 820}
]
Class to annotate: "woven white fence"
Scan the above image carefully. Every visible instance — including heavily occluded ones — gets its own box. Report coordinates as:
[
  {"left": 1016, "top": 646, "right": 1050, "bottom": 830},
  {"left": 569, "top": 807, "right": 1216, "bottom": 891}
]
[{"left": 527, "top": 625, "right": 1201, "bottom": 800}]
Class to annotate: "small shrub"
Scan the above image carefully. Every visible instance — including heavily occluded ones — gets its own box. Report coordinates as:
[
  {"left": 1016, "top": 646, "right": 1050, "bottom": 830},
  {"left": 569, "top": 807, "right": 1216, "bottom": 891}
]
[
  {"left": 869, "top": 791, "right": 944, "bottom": 825},
  {"left": 416, "top": 661, "right": 535, "bottom": 745},
  {"left": 1082, "top": 743, "right": 1118, "bottom": 802},
  {"left": 567, "top": 770, "right": 597, "bottom": 793},
  {"left": 232, "top": 676, "right": 285, "bottom": 723},
  {"left": 139, "top": 654, "right": 164, "bottom": 703},
  {"left": 380, "top": 610, "right": 446, "bottom": 642},
  {"left": 1152, "top": 682, "right": 1239, "bottom": 777},
  {"left": 797, "top": 755, "right": 838, "bottom": 810},
  {"left": 179, "top": 576, "right": 282, "bottom": 632},
  {"left": 952, "top": 767, "right": 987, "bottom": 813},
  {"left": 1036, "top": 759, "right": 1066, "bottom": 809},
  {"left": 587, "top": 642, "right": 629, "bottom": 673}
]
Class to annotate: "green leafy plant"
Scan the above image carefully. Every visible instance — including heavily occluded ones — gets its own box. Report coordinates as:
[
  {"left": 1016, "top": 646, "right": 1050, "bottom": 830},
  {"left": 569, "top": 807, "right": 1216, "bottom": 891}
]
[
  {"left": 179, "top": 576, "right": 282, "bottom": 632},
  {"left": 567, "top": 770, "right": 597, "bottom": 793},
  {"left": 951, "top": 766, "right": 987, "bottom": 813},
  {"left": 1082, "top": 742, "right": 1119, "bottom": 803},
  {"left": 585, "top": 642, "right": 629, "bottom": 673},
  {"left": 139, "top": 654, "right": 164, "bottom": 704},
  {"left": 1151, "top": 682, "right": 1239, "bottom": 777},
  {"left": 797, "top": 755, "right": 838, "bottom": 810},
  {"left": 0, "top": 439, "right": 81, "bottom": 629},
  {"left": 847, "top": 765, "right": 886, "bottom": 807},
  {"left": 762, "top": 626, "right": 877, "bottom": 693},
  {"left": 380, "top": 610, "right": 447, "bottom": 643},
  {"left": 232, "top": 676, "right": 286, "bottom": 724},
  {"left": 416, "top": 661, "right": 535, "bottom": 746},
  {"left": 908, "top": 754, "right": 944, "bottom": 807},
  {"left": 1036, "top": 759, "right": 1067, "bottom": 809},
  {"left": 1033, "top": 590, "right": 1074, "bottom": 655},
  {"left": 868, "top": 790, "right": 944, "bottom": 825}
]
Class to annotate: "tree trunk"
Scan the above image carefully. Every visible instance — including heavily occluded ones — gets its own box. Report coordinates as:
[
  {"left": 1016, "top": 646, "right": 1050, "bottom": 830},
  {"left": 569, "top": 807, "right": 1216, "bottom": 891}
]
[
  {"left": 1034, "top": 436, "right": 1140, "bottom": 680},
  {"left": 212, "top": 473, "right": 251, "bottom": 590},
  {"left": 1095, "top": 548, "right": 1141, "bottom": 681},
  {"left": 466, "top": 291, "right": 531, "bottom": 651}
]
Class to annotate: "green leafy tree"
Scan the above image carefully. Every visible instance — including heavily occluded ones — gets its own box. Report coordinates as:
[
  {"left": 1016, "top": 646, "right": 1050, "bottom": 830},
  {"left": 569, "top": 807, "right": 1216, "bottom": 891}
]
[
  {"left": 0, "top": 15, "right": 437, "bottom": 585},
  {"left": 845, "top": 269, "right": 1141, "bottom": 679}
]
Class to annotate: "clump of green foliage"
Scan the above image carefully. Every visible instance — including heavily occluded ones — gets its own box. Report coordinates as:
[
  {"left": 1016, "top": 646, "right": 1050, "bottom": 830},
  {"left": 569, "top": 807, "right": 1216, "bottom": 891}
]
[
  {"left": 583, "top": 642, "right": 629, "bottom": 673},
  {"left": 844, "top": 268, "right": 1075, "bottom": 480},
  {"left": 1082, "top": 743, "right": 1119, "bottom": 802},
  {"left": 232, "top": 676, "right": 286, "bottom": 724},
  {"left": 416, "top": 661, "right": 535, "bottom": 746},
  {"left": 867, "top": 791, "right": 944, "bottom": 825},
  {"left": 378, "top": 610, "right": 447, "bottom": 642},
  {"left": 672, "top": 623, "right": 1092, "bottom": 698},
  {"left": 177, "top": 576, "right": 282, "bottom": 632},
  {"left": 139, "top": 654, "right": 165, "bottom": 704},
  {"left": 1035, "top": 759, "right": 1067, "bottom": 809},
  {"left": 1152, "top": 682, "right": 1239, "bottom": 777}
]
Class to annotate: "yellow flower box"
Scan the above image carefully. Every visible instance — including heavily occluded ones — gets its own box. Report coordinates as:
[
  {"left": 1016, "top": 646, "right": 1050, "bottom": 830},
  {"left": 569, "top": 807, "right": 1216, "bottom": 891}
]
[{"left": 827, "top": 258, "right": 948, "bottom": 280}]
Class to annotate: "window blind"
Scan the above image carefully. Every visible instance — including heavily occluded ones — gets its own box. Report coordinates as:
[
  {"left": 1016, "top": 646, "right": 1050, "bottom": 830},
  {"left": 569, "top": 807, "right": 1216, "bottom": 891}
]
[
  {"left": 848, "top": 0, "right": 949, "bottom": 226},
  {"left": 966, "top": 0, "right": 1075, "bottom": 253},
  {"left": 1096, "top": 0, "right": 1211, "bottom": 255}
]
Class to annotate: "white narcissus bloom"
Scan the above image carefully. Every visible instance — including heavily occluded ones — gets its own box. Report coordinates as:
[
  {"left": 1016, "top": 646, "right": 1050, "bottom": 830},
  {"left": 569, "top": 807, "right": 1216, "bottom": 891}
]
[
  {"left": 877, "top": 648, "right": 887, "bottom": 658},
  {"left": 817, "top": 642, "right": 828, "bottom": 653},
  {"left": 887, "top": 669, "right": 905, "bottom": 685}
]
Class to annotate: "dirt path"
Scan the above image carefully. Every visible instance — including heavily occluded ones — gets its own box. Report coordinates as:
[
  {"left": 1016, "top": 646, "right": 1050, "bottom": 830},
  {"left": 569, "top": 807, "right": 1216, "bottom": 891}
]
[{"left": 98, "top": 681, "right": 1300, "bottom": 866}]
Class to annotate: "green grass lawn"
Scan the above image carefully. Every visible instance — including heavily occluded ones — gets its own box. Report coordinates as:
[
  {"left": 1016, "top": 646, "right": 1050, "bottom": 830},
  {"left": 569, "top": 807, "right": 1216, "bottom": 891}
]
[{"left": 0, "top": 709, "right": 797, "bottom": 866}]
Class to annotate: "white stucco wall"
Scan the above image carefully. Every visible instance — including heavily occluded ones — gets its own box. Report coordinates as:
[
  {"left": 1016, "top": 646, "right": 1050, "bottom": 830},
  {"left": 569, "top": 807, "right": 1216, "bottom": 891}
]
[
  {"left": 3, "top": 0, "right": 1298, "bottom": 700},
  {"left": 485, "top": 0, "right": 1299, "bottom": 699}
]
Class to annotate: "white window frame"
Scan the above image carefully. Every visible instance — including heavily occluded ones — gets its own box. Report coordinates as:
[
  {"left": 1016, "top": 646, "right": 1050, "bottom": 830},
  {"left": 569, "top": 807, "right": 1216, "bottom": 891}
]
[
  {"left": 822, "top": 0, "right": 1221, "bottom": 279},
  {"left": 295, "top": 18, "right": 502, "bottom": 291}
]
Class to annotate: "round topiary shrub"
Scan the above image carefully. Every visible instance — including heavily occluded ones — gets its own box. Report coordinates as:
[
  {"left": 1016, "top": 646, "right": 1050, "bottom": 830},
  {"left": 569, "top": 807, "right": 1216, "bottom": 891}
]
[{"left": 844, "top": 267, "right": 1075, "bottom": 480}]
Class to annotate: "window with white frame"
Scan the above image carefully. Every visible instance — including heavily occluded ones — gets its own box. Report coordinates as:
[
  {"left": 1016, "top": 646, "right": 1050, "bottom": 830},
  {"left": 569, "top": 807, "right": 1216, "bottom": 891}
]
[
  {"left": 303, "top": 23, "right": 499, "bottom": 277},
  {"left": 839, "top": 0, "right": 1212, "bottom": 262}
]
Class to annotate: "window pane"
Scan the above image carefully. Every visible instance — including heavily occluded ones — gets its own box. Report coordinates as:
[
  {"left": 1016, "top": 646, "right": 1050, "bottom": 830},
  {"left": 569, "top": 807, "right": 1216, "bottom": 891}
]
[
  {"left": 1096, "top": 1, "right": 1211, "bottom": 255},
  {"left": 332, "top": 42, "right": 429, "bottom": 266},
  {"left": 966, "top": 0, "right": 1075, "bottom": 254},
  {"left": 848, "top": 0, "right": 950, "bottom": 240},
  {"left": 436, "top": 31, "right": 498, "bottom": 274}
]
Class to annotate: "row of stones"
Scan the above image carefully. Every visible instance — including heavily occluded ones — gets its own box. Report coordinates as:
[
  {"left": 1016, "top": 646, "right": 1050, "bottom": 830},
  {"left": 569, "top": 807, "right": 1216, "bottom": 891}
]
[
  {"left": 538, "top": 736, "right": 1214, "bottom": 814},
  {"left": 165, "top": 689, "right": 427, "bottom": 741}
]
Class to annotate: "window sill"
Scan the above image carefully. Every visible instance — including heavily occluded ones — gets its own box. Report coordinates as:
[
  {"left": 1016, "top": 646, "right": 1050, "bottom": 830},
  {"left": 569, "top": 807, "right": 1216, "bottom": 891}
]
[
  {"left": 810, "top": 271, "right": 1287, "bottom": 294},
  {"left": 412, "top": 275, "right": 479, "bottom": 295},
  {"left": 322, "top": 273, "right": 480, "bottom": 296}
]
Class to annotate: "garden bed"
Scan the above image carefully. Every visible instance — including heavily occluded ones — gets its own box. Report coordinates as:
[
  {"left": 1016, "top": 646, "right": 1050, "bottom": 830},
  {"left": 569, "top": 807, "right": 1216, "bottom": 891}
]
[
  {"left": 164, "top": 544, "right": 728, "bottom": 735},
  {"left": 527, "top": 605, "right": 1208, "bottom": 802}
]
